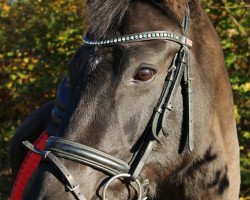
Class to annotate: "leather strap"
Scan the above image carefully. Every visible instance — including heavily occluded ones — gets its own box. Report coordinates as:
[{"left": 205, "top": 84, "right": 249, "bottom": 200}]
[
  {"left": 182, "top": 3, "right": 190, "bottom": 36},
  {"left": 22, "top": 141, "right": 86, "bottom": 200},
  {"left": 130, "top": 46, "right": 188, "bottom": 180},
  {"left": 184, "top": 49, "right": 194, "bottom": 151},
  {"left": 45, "top": 136, "right": 130, "bottom": 176},
  {"left": 151, "top": 52, "right": 179, "bottom": 139},
  {"left": 161, "top": 47, "right": 187, "bottom": 134}
]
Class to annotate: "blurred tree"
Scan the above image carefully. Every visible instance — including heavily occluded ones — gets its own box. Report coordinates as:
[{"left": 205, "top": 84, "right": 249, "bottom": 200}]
[
  {"left": 0, "top": 0, "right": 86, "bottom": 198},
  {"left": 0, "top": 0, "right": 249, "bottom": 199}
]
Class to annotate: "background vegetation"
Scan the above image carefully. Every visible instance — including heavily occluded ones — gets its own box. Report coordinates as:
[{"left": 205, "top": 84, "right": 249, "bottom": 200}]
[{"left": 0, "top": 0, "right": 249, "bottom": 199}]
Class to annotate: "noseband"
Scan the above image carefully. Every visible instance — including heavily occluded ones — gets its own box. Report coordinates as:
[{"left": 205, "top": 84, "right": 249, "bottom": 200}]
[{"left": 23, "top": 4, "right": 194, "bottom": 200}]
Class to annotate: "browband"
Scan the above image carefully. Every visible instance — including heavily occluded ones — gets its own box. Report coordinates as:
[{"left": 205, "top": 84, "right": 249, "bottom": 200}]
[{"left": 83, "top": 31, "right": 193, "bottom": 48}]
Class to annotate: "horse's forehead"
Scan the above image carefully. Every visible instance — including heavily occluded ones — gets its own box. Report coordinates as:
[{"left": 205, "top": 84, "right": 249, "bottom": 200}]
[
  {"left": 122, "top": 1, "right": 181, "bottom": 34},
  {"left": 120, "top": 43, "right": 171, "bottom": 66}
]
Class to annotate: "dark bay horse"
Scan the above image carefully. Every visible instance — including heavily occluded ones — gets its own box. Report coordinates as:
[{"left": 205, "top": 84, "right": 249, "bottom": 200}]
[{"left": 10, "top": 0, "right": 240, "bottom": 199}]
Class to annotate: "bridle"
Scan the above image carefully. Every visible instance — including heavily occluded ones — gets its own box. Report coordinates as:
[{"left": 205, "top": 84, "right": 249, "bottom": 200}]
[{"left": 23, "top": 4, "right": 194, "bottom": 200}]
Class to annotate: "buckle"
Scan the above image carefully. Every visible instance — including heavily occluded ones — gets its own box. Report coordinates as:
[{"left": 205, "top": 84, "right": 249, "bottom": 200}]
[
  {"left": 66, "top": 184, "right": 79, "bottom": 192},
  {"left": 186, "top": 38, "right": 193, "bottom": 48}
]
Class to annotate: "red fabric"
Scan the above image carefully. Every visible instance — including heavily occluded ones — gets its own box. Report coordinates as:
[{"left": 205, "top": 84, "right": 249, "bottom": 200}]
[{"left": 10, "top": 131, "right": 49, "bottom": 200}]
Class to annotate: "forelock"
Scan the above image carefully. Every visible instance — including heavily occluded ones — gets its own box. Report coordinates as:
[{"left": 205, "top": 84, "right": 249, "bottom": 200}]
[
  {"left": 87, "top": 0, "right": 131, "bottom": 39},
  {"left": 86, "top": 0, "right": 194, "bottom": 39}
]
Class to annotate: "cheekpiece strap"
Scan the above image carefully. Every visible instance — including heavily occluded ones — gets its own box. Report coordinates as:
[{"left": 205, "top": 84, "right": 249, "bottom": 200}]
[{"left": 182, "top": 3, "right": 190, "bottom": 35}]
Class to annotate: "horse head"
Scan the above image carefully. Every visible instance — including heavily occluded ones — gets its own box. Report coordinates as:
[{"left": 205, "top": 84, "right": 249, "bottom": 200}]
[{"left": 22, "top": 0, "right": 240, "bottom": 199}]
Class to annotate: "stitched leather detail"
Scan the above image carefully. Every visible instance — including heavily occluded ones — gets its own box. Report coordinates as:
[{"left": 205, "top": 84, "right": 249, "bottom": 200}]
[{"left": 45, "top": 137, "right": 130, "bottom": 176}]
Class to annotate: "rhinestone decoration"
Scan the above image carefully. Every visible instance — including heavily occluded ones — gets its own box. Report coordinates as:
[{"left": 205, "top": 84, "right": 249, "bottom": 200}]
[{"left": 83, "top": 31, "right": 192, "bottom": 48}]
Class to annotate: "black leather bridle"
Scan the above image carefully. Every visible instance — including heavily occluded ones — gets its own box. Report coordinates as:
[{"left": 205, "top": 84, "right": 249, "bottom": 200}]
[{"left": 23, "top": 4, "right": 194, "bottom": 200}]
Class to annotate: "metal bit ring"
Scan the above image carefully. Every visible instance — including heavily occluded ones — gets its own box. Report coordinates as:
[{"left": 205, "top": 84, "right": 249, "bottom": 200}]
[{"left": 102, "top": 173, "right": 143, "bottom": 200}]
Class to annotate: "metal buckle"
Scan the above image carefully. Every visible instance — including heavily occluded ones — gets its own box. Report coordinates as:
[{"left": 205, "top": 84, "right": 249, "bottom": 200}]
[
  {"left": 66, "top": 184, "right": 80, "bottom": 192},
  {"left": 186, "top": 38, "right": 193, "bottom": 48},
  {"left": 43, "top": 150, "right": 51, "bottom": 159}
]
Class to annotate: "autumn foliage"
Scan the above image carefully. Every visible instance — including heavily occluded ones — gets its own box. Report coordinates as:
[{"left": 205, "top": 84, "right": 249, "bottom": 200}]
[{"left": 0, "top": 0, "right": 249, "bottom": 199}]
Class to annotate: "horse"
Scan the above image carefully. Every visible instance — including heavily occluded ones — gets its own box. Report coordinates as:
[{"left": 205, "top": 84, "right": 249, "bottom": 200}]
[{"left": 10, "top": 0, "right": 240, "bottom": 199}]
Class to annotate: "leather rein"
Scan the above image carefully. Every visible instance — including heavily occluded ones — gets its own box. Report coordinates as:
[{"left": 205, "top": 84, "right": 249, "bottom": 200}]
[{"left": 23, "top": 4, "right": 193, "bottom": 200}]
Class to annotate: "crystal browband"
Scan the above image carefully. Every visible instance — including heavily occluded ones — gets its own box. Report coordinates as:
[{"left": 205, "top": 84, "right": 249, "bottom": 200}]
[{"left": 83, "top": 31, "right": 193, "bottom": 48}]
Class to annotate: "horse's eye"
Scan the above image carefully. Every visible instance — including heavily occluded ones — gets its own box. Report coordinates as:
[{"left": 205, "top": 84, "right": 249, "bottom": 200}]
[{"left": 134, "top": 68, "right": 156, "bottom": 82}]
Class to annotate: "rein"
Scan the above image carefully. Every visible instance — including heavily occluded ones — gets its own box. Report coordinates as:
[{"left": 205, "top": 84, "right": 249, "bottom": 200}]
[{"left": 22, "top": 4, "right": 193, "bottom": 200}]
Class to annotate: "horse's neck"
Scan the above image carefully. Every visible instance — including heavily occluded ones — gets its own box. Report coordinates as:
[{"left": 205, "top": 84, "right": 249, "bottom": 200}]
[{"left": 190, "top": 4, "right": 237, "bottom": 158}]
